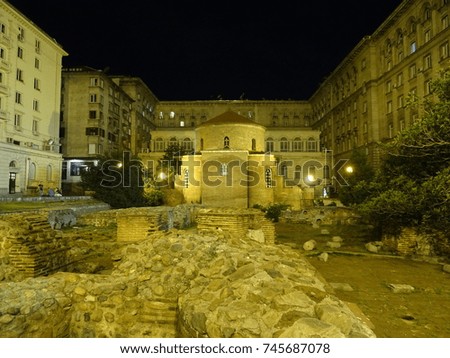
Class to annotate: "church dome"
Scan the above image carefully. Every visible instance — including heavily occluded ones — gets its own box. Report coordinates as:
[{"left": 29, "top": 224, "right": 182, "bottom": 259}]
[{"left": 195, "top": 111, "right": 266, "bottom": 151}]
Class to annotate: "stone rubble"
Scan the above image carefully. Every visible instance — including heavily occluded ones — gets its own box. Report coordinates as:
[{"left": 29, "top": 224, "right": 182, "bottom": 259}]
[
  {"left": 0, "top": 228, "right": 376, "bottom": 338},
  {"left": 387, "top": 284, "right": 415, "bottom": 294}
]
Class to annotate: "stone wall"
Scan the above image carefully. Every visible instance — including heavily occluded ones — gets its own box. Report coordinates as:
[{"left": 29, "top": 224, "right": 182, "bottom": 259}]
[
  {"left": 382, "top": 228, "right": 435, "bottom": 256},
  {"left": 281, "top": 207, "right": 360, "bottom": 226},
  {"left": 0, "top": 229, "right": 375, "bottom": 338},
  {"left": 0, "top": 214, "right": 69, "bottom": 281},
  {"left": 197, "top": 208, "right": 276, "bottom": 244}
]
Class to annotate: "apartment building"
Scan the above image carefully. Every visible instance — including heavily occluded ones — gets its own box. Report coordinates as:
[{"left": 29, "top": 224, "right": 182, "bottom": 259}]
[
  {"left": 60, "top": 67, "right": 137, "bottom": 193},
  {"left": 310, "top": 0, "right": 450, "bottom": 167},
  {"left": 0, "top": 0, "right": 67, "bottom": 195},
  {"left": 110, "top": 76, "right": 158, "bottom": 154}
]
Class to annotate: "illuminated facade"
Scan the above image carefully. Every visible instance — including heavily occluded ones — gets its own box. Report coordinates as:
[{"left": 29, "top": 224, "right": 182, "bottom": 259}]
[
  {"left": 310, "top": 0, "right": 450, "bottom": 166},
  {"left": 0, "top": 0, "right": 67, "bottom": 195}
]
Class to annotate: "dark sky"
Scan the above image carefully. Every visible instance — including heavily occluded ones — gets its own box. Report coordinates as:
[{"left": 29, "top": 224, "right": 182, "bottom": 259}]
[{"left": 9, "top": 0, "right": 404, "bottom": 101}]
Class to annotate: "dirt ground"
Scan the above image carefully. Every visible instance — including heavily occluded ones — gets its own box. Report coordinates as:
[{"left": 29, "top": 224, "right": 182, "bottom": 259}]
[{"left": 275, "top": 222, "right": 450, "bottom": 338}]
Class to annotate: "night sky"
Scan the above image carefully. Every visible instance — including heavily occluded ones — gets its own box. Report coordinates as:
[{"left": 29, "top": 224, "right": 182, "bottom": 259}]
[{"left": 8, "top": 0, "right": 404, "bottom": 101}]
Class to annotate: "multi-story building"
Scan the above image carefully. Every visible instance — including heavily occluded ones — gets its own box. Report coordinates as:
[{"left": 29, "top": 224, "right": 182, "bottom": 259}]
[
  {"left": 110, "top": 76, "right": 158, "bottom": 154},
  {"left": 0, "top": 0, "right": 67, "bottom": 195},
  {"left": 60, "top": 67, "right": 136, "bottom": 193},
  {"left": 310, "top": 0, "right": 450, "bottom": 167}
]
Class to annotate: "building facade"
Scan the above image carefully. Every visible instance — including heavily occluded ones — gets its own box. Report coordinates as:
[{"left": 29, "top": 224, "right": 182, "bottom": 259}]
[
  {"left": 139, "top": 103, "right": 324, "bottom": 208},
  {"left": 60, "top": 67, "right": 134, "bottom": 193},
  {"left": 310, "top": 0, "right": 450, "bottom": 167},
  {"left": 0, "top": 0, "right": 67, "bottom": 195}
]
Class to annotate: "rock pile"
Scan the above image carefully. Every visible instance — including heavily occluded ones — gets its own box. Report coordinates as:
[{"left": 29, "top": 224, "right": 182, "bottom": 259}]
[{"left": 0, "top": 228, "right": 376, "bottom": 338}]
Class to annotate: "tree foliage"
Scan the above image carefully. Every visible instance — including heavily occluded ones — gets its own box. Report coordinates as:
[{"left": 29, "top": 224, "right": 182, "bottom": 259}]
[
  {"left": 80, "top": 154, "right": 152, "bottom": 208},
  {"left": 353, "top": 70, "right": 450, "bottom": 235}
]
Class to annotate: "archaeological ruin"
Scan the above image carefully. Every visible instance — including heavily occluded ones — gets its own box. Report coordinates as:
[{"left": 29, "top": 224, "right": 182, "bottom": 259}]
[{"left": 0, "top": 203, "right": 380, "bottom": 338}]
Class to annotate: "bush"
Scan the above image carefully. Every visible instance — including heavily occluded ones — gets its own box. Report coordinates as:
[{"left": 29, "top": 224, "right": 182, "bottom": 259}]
[{"left": 264, "top": 203, "right": 289, "bottom": 222}]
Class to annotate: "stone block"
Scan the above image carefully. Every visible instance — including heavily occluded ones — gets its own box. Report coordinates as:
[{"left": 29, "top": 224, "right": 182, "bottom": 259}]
[
  {"left": 387, "top": 283, "right": 415, "bottom": 293},
  {"left": 330, "top": 282, "right": 354, "bottom": 292},
  {"left": 326, "top": 241, "right": 341, "bottom": 249},
  {"left": 303, "top": 240, "right": 317, "bottom": 251}
]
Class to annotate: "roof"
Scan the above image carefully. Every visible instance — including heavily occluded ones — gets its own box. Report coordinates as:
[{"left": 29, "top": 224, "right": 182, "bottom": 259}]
[{"left": 197, "top": 110, "right": 264, "bottom": 128}]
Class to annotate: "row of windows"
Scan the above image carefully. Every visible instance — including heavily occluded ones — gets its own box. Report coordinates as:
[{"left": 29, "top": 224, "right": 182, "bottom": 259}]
[
  {"left": 11, "top": 113, "right": 40, "bottom": 135},
  {"left": 150, "top": 137, "right": 319, "bottom": 153}
]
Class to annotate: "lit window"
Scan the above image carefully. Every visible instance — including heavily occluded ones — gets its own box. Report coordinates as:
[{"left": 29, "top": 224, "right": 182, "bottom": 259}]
[
  {"left": 410, "top": 41, "right": 417, "bottom": 54},
  {"left": 221, "top": 163, "right": 228, "bottom": 176}
]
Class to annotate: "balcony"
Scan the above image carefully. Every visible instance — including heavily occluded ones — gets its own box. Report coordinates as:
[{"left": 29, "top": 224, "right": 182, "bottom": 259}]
[
  {"left": 0, "top": 109, "right": 8, "bottom": 120},
  {"left": 0, "top": 33, "right": 11, "bottom": 47},
  {"left": 0, "top": 59, "right": 11, "bottom": 72}
]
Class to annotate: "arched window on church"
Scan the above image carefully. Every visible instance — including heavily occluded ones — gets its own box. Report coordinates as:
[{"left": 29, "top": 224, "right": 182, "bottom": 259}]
[
  {"left": 251, "top": 138, "right": 256, "bottom": 151},
  {"left": 265, "top": 169, "right": 272, "bottom": 188},
  {"left": 224, "top": 136, "right": 230, "bottom": 149},
  {"left": 221, "top": 163, "right": 228, "bottom": 176}
]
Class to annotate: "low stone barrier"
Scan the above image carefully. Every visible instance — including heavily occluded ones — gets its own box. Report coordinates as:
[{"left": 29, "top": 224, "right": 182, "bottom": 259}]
[{"left": 281, "top": 207, "right": 360, "bottom": 225}]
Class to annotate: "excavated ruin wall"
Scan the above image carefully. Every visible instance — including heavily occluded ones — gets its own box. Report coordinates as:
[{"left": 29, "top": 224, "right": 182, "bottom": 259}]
[
  {"left": 0, "top": 205, "right": 376, "bottom": 338},
  {"left": 0, "top": 214, "right": 69, "bottom": 281},
  {"left": 0, "top": 228, "right": 375, "bottom": 338}
]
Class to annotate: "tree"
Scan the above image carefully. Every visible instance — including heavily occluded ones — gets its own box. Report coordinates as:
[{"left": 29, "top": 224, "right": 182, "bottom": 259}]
[
  {"left": 355, "top": 70, "right": 450, "bottom": 236},
  {"left": 337, "top": 149, "right": 375, "bottom": 206},
  {"left": 158, "top": 144, "right": 189, "bottom": 188},
  {"left": 80, "top": 154, "right": 149, "bottom": 208}
]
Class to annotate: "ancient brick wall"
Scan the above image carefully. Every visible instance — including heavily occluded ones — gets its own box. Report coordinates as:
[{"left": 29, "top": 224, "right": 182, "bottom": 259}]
[
  {"left": 0, "top": 214, "right": 68, "bottom": 280},
  {"left": 382, "top": 227, "right": 434, "bottom": 256},
  {"left": 197, "top": 208, "right": 275, "bottom": 244}
]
